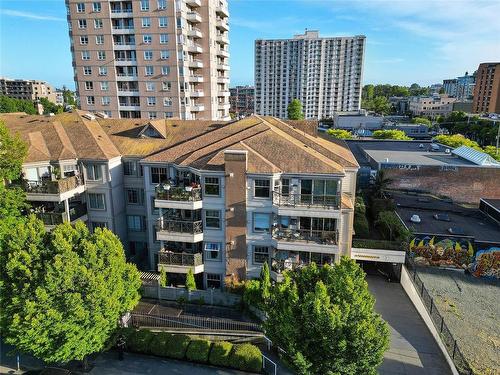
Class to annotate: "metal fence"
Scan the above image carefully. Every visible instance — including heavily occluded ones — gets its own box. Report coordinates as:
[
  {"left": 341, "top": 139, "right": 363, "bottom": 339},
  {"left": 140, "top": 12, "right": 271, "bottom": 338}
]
[
  {"left": 130, "top": 311, "right": 262, "bottom": 333},
  {"left": 405, "top": 259, "right": 475, "bottom": 375}
]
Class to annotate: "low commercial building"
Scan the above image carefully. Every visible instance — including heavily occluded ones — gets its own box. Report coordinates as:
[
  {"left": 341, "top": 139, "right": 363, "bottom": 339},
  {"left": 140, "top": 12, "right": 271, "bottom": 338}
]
[
  {"left": 409, "top": 94, "right": 457, "bottom": 117},
  {"left": 229, "top": 85, "right": 254, "bottom": 117},
  {"left": 330, "top": 110, "right": 384, "bottom": 131},
  {"left": 0, "top": 77, "right": 57, "bottom": 103},
  {"left": 2, "top": 112, "right": 360, "bottom": 288}
]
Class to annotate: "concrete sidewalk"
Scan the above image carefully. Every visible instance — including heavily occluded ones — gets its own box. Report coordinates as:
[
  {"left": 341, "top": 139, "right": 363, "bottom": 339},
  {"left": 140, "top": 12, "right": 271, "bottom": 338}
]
[{"left": 367, "top": 275, "right": 452, "bottom": 375}]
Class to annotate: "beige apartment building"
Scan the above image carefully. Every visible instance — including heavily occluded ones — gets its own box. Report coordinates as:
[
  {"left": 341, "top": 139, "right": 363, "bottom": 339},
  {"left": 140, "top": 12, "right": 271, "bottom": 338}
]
[
  {"left": 0, "top": 78, "right": 57, "bottom": 103},
  {"left": 66, "top": 0, "right": 230, "bottom": 120},
  {"left": 408, "top": 94, "right": 456, "bottom": 117},
  {"left": 2, "top": 111, "right": 361, "bottom": 288}
]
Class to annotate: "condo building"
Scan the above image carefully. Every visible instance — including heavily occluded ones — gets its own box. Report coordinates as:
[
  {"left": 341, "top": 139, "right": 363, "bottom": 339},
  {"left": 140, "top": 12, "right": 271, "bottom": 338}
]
[
  {"left": 472, "top": 62, "right": 500, "bottom": 114},
  {"left": 0, "top": 77, "right": 57, "bottom": 103},
  {"left": 254, "top": 30, "right": 366, "bottom": 120},
  {"left": 2, "top": 111, "right": 359, "bottom": 287},
  {"left": 229, "top": 85, "right": 254, "bottom": 117},
  {"left": 65, "top": 0, "right": 230, "bottom": 120}
]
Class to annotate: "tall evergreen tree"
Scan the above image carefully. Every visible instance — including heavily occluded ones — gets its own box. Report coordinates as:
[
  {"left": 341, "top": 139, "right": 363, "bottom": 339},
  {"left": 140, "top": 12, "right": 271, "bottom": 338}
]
[
  {"left": 259, "top": 261, "right": 271, "bottom": 301},
  {"left": 185, "top": 268, "right": 196, "bottom": 291}
]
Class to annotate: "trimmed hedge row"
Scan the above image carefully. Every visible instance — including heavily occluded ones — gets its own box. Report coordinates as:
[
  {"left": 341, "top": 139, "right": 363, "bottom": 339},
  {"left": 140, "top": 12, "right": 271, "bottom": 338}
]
[{"left": 120, "top": 328, "right": 262, "bottom": 373}]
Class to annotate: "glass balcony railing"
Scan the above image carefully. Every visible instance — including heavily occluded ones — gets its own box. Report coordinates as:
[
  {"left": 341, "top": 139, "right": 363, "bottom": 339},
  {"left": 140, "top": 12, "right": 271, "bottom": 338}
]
[
  {"left": 272, "top": 191, "right": 341, "bottom": 209},
  {"left": 272, "top": 227, "right": 338, "bottom": 245}
]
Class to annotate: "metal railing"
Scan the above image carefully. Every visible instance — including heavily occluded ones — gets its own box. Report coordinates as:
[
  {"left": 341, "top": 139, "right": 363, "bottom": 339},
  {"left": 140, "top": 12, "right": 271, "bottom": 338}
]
[
  {"left": 24, "top": 175, "right": 83, "bottom": 194},
  {"left": 35, "top": 203, "right": 87, "bottom": 226},
  {"left": 405, "top": 258, "right": 474, "bottom": 375},
  {"left": 158, "top": 251, "right": 203, "bottom": 267},
  {"left": 156, "top": 219, "right": 203, "bottom": 234},
  {"left": 272, "top": 227, "right": 338, "bottom": 245},
  {"left": 155, "top": 186, "right": 202, "bottom": 202},
  {"left": 272, "top": 191, "right": 341, "bottom": 209}
]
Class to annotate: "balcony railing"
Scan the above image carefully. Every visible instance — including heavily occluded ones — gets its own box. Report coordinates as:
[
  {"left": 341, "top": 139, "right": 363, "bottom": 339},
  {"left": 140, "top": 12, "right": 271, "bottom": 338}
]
[
  {"left": 273, "top": 192, "right": 341, "bottom": 209},
  {"left": 272, "top": 227, "right": 338, "bottom": 245},
  {"left": 24, "top": 176, "right": 84, "bottom": 195},
  {"left": 158, "top": 251, "right": 203, "bottom": 267},
  {"left": 156, "top": 219, "right": 203, "bottom": 234},
  {"left": 35, "top": 203, "right": 87, "bottom": 226},
  {"left": 155, "top": 186, "right": 202, "bottom": 202}
]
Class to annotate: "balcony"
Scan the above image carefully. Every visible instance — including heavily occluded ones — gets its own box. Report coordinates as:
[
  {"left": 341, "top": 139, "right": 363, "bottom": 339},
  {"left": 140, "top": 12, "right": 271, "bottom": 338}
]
[
  {"left": 23, "top": 176, "right": 85, "bottom": 202},
  {"left": 34, "top": 202, "right": 88, "bottom": 227},
  {"left": 216, "top": 34, "right": 229, "bottom": 44},
  {"left": 216, "top": 63, "right": 230, "bottom": 71},
  {"left": 186, "top": 44, "right": 203, "bottom": 53},
  {"left": 110, "top": 9, "right": 133, "bottom": 17},
  {"left": 156, "top": 218, "right": 204, "bottom": 243},
  {"left": 215, "top": 5, "right": 229, "bottom": 17},
  {"left": 187, "top": 89, "right": 204, "bottom": 97},
  {"left": 218, "top": 103, "right": 230, "bottom": 110},
  {"left": 111, "top": 26, "right": 135, "bottom": 34},
  {"left": 273, "top": 192, "right": 341, "bottom": 217},
  {"left": 217, "top": 76, "right": 230, "bottom": 84},
  {"left": 216, "top": 19, "right": 229, "bottom": 31},
  {"left": 270, "top": 251, "right": 336, "bottom": 282},
  {"left": 186, "top": 59, "right": 203, "bottom": 68},
  {"left": 186, "top": 12, "right": 202, "bottom": 23},
  {"left": 186, "top": 0, "right": 201, "bottom": 7},
  {"left": 155, "top": 185, "right": 203, "bottom": 210},
  {"left": 187, "top": 75, "right": 204, "bottom": 83},
  {"left": 157, "top": 250, "right": 204, "bottom": 274},
  {"left": 271, "top": 227, "right": 339, "bottom": 253},
  {"left": 218, "top": 90, "right": 230, "bottom": 97},
  {"left": 187, "top": 27, "right": 203, "bottom": 38},
  {"left": 190, "top": 104, "right": 205, "bottom": 112},
  {"left": 217, "top": 49, "right": 229, "bottom": 58}
]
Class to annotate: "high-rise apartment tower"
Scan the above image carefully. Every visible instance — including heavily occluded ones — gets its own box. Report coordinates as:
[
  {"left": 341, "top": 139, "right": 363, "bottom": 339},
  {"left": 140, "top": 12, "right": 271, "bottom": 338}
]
[
  {"left": 254, "top": 30, "right": 365, "bottom": 120},
  {"left": 66, "top": 0, "right": 230, "bottom": 120},
  {"left": 472, "top": 62, "right": 500, "bottom": 114}
]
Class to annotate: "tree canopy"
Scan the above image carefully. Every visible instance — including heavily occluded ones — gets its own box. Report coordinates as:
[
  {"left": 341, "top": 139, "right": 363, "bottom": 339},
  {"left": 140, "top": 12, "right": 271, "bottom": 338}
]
[
  {"left": 372, "top": 129, "right": 411, "bottom": 140},
  {"left": 411, "top": 117, "right": 432, "bottom": 127},
  {"left": 0, "top": 120, "right": 28, "bottom": 181},
  {"left": 0, "top": 96, "right": 37, "bottom": 115},
  {"left": 287, "top": 99, "right": 305, "bottom": 120},
  {"left": 0, "top": 219, "right": 141, "bottom": 363},
  {"left": 264, "top": 259, "right": 389, "bottom": 375},
  {"left": 326, "top": 129, "right": 353, "bottom": 139},
  {"left": 362, "top": 96, "right": 391, "bottom": 115},
  {"left": 39, "top": 97, "right": 63, "bottom": 115}
]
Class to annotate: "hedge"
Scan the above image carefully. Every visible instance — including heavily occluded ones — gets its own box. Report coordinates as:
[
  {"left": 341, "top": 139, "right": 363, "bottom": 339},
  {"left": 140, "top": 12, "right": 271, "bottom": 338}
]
[
  {"left": 117, "top": 329, "right": 262, "bottom": 373},
  {"left": 209, "top": 341, "right": 233, "bottom": 367},
  {"left": 229, "top": 343, "right": 263, "bottom": 373},
  {"left": 186, "top": 339, "right": 212, "bottom": 363}
]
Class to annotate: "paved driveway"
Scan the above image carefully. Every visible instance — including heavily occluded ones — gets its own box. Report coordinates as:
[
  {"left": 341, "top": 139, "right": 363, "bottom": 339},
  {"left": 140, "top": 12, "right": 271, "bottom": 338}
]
[{"left": 367, "top": 275, "right": 452, "bottom": 375}]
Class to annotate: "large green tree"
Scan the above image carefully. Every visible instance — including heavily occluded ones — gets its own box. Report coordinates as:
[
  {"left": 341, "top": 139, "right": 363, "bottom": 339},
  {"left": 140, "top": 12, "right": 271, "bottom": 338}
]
[
  {"left": 0, "top": 120, "right": 28, "bottom": 181},
  {"left": 363, "top": 96, "right": 392, "bottom": 115},
  {"left": 39, "top": 97, "right": 63, "bottom": 115},
  {"left": 372, "top": 129, "right": 411, "bottom": 140},
  {"left": 287, "top": 99, "right": 305, "bottom": 120},
  {"left": 264, "top": 259, "right": 389, "bottom": 375},
  {"left": 326, "top": 129, "right": 353, "bottom": 139},
  {"left": 411, "top": 117, "right": 432, "bottom": 127},
  {"left": 0, "top": 96, "right": 37, "bottom": 115},
  {"left": 0, "top": 219, "right": 141, "bottom": 364}
]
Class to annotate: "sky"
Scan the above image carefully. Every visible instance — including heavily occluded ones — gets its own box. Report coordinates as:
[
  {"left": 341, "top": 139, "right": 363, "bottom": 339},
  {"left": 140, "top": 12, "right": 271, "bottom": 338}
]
[{"left": 0, "top": 0, "right": 499, "bottom": 89}]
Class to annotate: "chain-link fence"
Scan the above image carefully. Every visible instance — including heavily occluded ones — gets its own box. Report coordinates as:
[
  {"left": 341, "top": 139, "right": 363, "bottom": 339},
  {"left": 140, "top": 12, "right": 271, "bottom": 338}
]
[{"left": 405, "top": 259, "right": 475, "bottom": 375}]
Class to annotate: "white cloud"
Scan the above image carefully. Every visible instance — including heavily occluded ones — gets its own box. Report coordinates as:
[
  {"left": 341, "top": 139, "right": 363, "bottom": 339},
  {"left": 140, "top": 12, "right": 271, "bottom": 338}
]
[
  {"left": 0, "top": 9, "right": 65, "bottom": 22},
  {"left": 372, "top": 58, "right": 404, "bottom": 64}
]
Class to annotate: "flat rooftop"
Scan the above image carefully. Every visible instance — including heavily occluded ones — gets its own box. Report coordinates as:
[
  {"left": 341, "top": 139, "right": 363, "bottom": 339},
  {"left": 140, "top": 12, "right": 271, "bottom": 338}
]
[{"left": 392, "top": 192, "right": 500, "bottom": 243}]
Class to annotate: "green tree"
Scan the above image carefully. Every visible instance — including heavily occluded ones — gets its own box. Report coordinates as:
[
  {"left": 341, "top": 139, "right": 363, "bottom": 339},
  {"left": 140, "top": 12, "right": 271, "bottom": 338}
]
[
  {"left": 362, "top": 84, "right": 375, "bottom": 101},
  {"left": 372, "top": 170, "right": 393, "bottom": 198},
  {"left": 264, "top": 259, "right": 389, "bottom": 375},
  {"left": 62, "top": 87, "right": 76, "bottom": 106},
  {"left": 39, "top": 97, "right": 63, "bottom": 115},
  {"left": 375, "top": 211, "right": 408, "bottom": 241},
  {"left": 287, "top": 99, "right": 304, "bottom": 120},
  {"left": 0, "top": 96, "right": 36, "bottom": 115},
  {"left": 372, "top": 129, "right": 411, "bottom": 140},
  {"left": 326, "top": 129, "right": 353, "bottom": 139},
  {"left": 354, "top": 196, "right": 370, "bottom": 238},
  {"left": 186, "top": 268, "right": 196, "bottom": 291},
  {"left": 433, "top": 134, "right": 482, "bottom": 150},
  {"left": 160, "top": 266, "right": 168, "bottom": 288},
  {"left": 0, "top": 219, "right": 141, "bottom": 364},
  {"left": 411, "top": 117, "right": 432, "bottom": 127},
  {"left": 484, "top": 145, "right": 500, "bottom": 161},
  {"left": 259, "top": 261, "right": 271, "bottom": 301},
  {"left": 0, "top": 120, "right": 28, "bottom": 181}
]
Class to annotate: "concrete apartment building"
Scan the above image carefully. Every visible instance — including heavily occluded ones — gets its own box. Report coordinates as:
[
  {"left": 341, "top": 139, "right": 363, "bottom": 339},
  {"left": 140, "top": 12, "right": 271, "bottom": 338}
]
[
  {"left": 0, "top": 77, "right": 57, "bottom": 103},
  {"left": 472, "top": 62, "right": 500, "bottom": 114},
  {"left": 408, "top": 94, "right": 456, "bottom": 117},
  {"left": 254, "top": 30, "right": 366, "bottom": 120},
  {"left": 2, "top": 111, "right": 361, "bottom": 287},
  {"left": 66, "top": 0, "right": 230, "bottom": 120},
  {"left": 443, "top": 72, "right": 475, "bottom": 102},
  {"left": 229, "top": 85, "right": 254, "bottom": 117},
  {"left": 443, "top": 79, "right": 457, "bottom": 98}
]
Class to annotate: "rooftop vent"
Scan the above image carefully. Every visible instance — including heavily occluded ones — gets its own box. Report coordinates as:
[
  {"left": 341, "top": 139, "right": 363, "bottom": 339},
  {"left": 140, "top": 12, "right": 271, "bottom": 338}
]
[
  {"left": 445, "top": 148, "right": 451, "bottom": 154},
  {"left": 82, "top": 113, "right": 96, "bottom": 121},
  {"left": 452, "top": 145, "right": 500, "bottom": 166},
  {"left": 95, "top": 112, "right": 109, "bottom": 119}
]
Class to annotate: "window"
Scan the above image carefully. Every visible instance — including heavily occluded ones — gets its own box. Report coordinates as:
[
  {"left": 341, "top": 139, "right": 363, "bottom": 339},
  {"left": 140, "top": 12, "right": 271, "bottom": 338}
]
[
  {"left": 86, "top": 164, "right": 102, "bottom": 181},
  {"left": 204, "top": 177, "right": 220, "bottom": 196},
  {"left": 140, "top": 0, "right": 150, "bottom": 11},
  {"left": 162, "top": 81, "right": 171, "bottom": 91},
  {"left": 206, "top": 273, "right": 222, "bottom": 289},
  {"left": 164, "top": 112, "right": 173, "bottom": 118},
  {"left": 127, "top": 215, "right": 146, "bottom": 231},
  {"left": 91, "top": 221, "right": 107, "bottom": 232},
  {"left": 253, "top": 246, "right": 270, "bottom": 264},
  {"left": 98, "top": 66, "right": 108, "bottom": 76},
  {"left": 148, "top": 111, "right": 157, "bottom": 119},
  {"left": 163, "top": 97, "right": 172, "bottom": 107},
  {"left": 85, "top": 81, "right": 93, "bottom": 90},
  {"left": 127, "top": 188, "right": 144, "bottom": 205},
  {"left": 100, "top": 81, "right": 109, "bottom": 91},
  {"left": 97, "top": 51, "right": 106, "bottom": 60},
  {"left": 92, "top": 2, "right": 101, "bottom": 12},
  {"left": 159, "top": 17, "right": 168, "bottom": 27},
  {"left": 254, "top": 179, "right": 270, "bottom": 198},
  {"left": 146, "top": 82, "right": 155, "bottom": 91},
  {"left": 205, "top": 210, "right": 221, "bottom": 229},
  {"left": 205, "top": 243, "right": 221, "bottom": 261},
  {"left": 78, "top": 19, "right": 87, "bottom": 29},
  {"left": 253, "top": 213, "right": 270, "bottom": 232},
  {"left": 94, "top": 19, "right": 103, "bottom": 28},
  {"left": 101, "top": 96, "right": 110, "bottom": 106},
  {"left": 161, "top": 66, "right": 170, "bottom": 75},
  {"left": 281, "top": 178, "right": 290, "bottom": 195},
  {"left": 76, "top": 3, "right": 85, "bottom": 12},
  {"left": 147, "top": 97, "right": 156, "bottom": 106},
  {"left": 142, "top": 17, "right": 151, "bottom": 28},
  {"left": 160, "top": 50, "right": 169, "bottom": 60},
  {"left": 95, "top": 35, "right": 104, "bottom": 44},
  {"left": 123, "top": 161, "right": 137, "bottom": 176},
  {"left": 83, "top": 66, "right": 92, "bottom": 75},
  {"left": 157, "top": 0, "right": 167, "bottom": 9},
  {"left": 81, "top": 51, "right": 90, "bottom": 60},
  {"left": 86, "top": 96, "right": 95, "bottom": 105},
  {"left": 151, "top": 167, "right": 167, "bottom": 184},
  {"left": 144, "top": 50, "right": 153, "bottom": 60},
  {"left": 88, "top": 193, "right": 105, "bottom": 209},
  {"left": 143, "top": 34, "right": 152, "bottom": 44},
  {"left": 145, "top": 66, "right": 154, "bottom": 76},
  {"left": 159, "top": 34, "right": 168, "bottom": 44},
  {"left": 80, "top": 35, "right": 88, "bottom": 45}
]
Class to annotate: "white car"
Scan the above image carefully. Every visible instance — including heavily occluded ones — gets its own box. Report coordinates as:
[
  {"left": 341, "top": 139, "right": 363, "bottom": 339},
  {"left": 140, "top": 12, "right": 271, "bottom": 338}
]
[{"left": 410, "top": 214, "right": 421, "bottom": 223}]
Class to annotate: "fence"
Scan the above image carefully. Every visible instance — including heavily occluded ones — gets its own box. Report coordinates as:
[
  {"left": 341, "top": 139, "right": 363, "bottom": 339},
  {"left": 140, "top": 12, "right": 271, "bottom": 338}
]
[
  {"left": 405, "top": 259, "right": 474, "bottom": 375},
  {"left": 141, "top": 284, "right": 242, "bottom": 307},
  {"left": 130, "top": 311, "right": 261, "bottom": 333}
]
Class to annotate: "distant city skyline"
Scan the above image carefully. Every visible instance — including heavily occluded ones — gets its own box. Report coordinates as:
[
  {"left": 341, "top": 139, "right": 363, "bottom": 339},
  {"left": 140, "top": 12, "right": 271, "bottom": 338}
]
[{"left": 1, "top": 0, "right": 499, "bottom": 89}]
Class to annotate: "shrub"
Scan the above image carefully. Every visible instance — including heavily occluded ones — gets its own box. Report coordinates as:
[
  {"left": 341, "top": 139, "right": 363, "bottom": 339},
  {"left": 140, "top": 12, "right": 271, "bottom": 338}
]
[
  {"left": 127, "top": 329, "right": 155, "bottom": 354},
  {"left": 229, "top": 343, "right": 262, "bottom": 373},
  {"left": 243, "top": 279, "right": 262, "bottom": 308},
  {"left": 164, "top": 334, "right": 190, "bottom": 359},
  {"left": 209, "top": 341, "right": 233, "bottom": 367},
  {"left": 149, "top": 332, "right": 172, "bottom": 357},
  {"left": 186, "top": 339, "right": 212, "bottom": 363}
]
